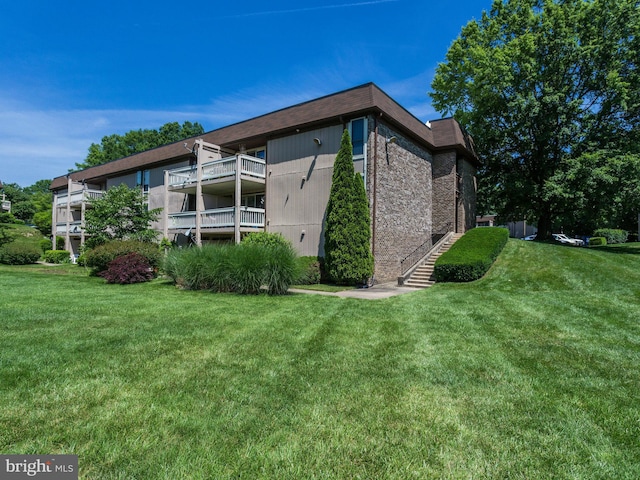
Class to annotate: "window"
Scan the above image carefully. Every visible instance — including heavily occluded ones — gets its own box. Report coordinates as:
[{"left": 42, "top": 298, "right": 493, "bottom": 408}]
[
  {"left": 241, "top": 193, "right": 265, "bottom": 208},
  {"left": 136, "top": 170, "right": 150, "bottom": 195},
  {"left": 349, "top": 118, "right": 366, "bottom": 158},
  {"left": 246, "top": 148, "right": 266, "bottom": 159}
]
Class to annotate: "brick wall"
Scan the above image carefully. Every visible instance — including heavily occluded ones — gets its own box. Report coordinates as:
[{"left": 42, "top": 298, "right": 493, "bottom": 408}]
[
  {"left": 457, "top": 157, "right": 477, "bottom": 232},
  {"left": 431, "top": 151, "right": 456, "bottom": 234},
  {"left": 371, "top": 122, "right": 433, "bottom": 282}
]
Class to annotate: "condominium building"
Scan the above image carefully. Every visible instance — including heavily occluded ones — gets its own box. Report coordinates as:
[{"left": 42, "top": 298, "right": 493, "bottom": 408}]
[{"left": 50, "top": 83, "right": 479, "bottom": 283}]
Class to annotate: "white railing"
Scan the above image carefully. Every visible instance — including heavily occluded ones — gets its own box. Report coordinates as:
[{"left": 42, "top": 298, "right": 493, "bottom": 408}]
[
  {"left": 168, "top": 207, "right": 265, "bottom": 230},
  {"left": 56, "top": 189, "right": 104, "bottom": 207},
  {"left": 202, "top": 158, "right": 236, "bottom": 180},
  {"left": 239, "top": 207, "right": 266, "bottom": 228},
  {"left": 56, "top": 221, "right": 83, "bottom": 234},
  {"left": 1, "top": 200, "right": 10, "bottom": 212},
  {"left": 167, "top": 154, "right": 266, "bottom": 188}
]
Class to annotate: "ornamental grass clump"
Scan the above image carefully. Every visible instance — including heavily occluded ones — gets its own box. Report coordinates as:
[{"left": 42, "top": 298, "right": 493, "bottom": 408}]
[
  {"left": 163, "top": 242, "right": 298, "bottom": 295},
  {"left": 434, "top": 227, "right": 509, "bottom": 282}
]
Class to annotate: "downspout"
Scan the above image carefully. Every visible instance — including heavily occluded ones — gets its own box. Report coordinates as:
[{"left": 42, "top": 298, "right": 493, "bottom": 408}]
[
  {"left": 163, "top": 170, "right": 169, "bottom": 240},
  {"left": 195, "top": 140, "right": 203, "bottom": 246},
  {"left": 372, "top": 115, "right": 379, "bottom": 258}
]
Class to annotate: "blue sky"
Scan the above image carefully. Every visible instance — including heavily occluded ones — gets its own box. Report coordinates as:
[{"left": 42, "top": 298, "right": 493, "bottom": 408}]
[{"left": 0, "top": 0, "right": 492, "bottom": 188}]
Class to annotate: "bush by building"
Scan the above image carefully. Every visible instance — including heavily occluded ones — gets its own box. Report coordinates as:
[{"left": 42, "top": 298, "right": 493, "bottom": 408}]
[
  {"left": 99, "top": 252, "right": 155, "bottom": 284},
  {"left": 0, "top": 243, "right": 41, "bottom": 265},
  {"left": 85, "top": 240, "right": 162, "bottom": 276},
  {"left": 434, "top": 227, "right": 509, "bottom": 282},
  {"left": 43, "top": 250, "right": 71, "bottom": 264},
  {"left": 295, "top": 256, "right": 322, "bottom": 285},
  {"left": 163, "top": 242, "right": 299, "bottom": 295}
]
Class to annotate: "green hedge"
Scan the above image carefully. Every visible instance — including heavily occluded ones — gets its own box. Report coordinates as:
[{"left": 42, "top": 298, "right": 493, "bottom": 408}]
[
  {"left": 588, "top": 237, "right": 607, "bottom": 247},
  {"left": 43, "top": 250, "right": 71, "bottom": 264},
  {"left": 295, "top": 256, "right": 322, "bottom": 285},
  {"left": 39, "top": 238, "right": 53, "bottom": 254},
  {"left": 592, "top": 229, "right": 627, "bottom": 244},
  {"left": 434, "top": 227, "right": 509, "bottom": 282},
  {"left": 164, "top": 243, "right": 299, "bottom": 295},
  {"left": 0, "top": 243, "right": 41, "bottom": 265},
  {"left": 85, "top": 240, "right": 162, "bottom": 275}
]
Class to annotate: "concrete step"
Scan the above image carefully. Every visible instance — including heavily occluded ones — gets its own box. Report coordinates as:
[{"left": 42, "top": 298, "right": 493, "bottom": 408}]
[{"left": 402, "top": 232, "right": 463, "bottom": 289}]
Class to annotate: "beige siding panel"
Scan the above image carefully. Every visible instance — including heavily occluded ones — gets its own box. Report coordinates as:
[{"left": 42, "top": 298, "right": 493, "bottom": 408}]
[{"left": 266, "top": 125, "right": 343, "bottom": 256}]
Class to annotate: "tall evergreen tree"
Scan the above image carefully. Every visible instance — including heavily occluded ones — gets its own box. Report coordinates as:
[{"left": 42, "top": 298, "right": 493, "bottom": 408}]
[{"left": 324, "top": 130, "right": 374, "bottom": 285}]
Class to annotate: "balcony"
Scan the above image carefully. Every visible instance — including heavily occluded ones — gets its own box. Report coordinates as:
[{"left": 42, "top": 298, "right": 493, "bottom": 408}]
[
  {"left": 168, "top": 207, "right": 265, "bottom": 232},
  {"left": 167, "top": 154, "right": 266, "bottom": 194},
  {"left": 56, "top": 189, "right": 104, "bottom": 208},
  {"left": 56, "top": 221, "right": 83, "bottom": 235},
  {"left": 1, "top": 199, "right": 10, "bottom": 212}
]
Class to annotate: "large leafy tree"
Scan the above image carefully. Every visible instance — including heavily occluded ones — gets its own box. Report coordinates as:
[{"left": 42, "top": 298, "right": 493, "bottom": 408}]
[
  {"left": 75, "top": 121, "right": 205, "bottom": 170},
  {"left": 324, "top": 130, "right": 374, "bottom": 285},
  {"left": 84, "top": 184, "right": 162, "bottom": 248},
  {"left": 430, "top": 0, "right": 640, "bottom": 237}
]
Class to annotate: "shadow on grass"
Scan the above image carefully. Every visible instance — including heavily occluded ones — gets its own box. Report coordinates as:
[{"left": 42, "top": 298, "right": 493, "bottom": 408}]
[{"left": 589, "top": 243, "right": 640, "bottom": 255}]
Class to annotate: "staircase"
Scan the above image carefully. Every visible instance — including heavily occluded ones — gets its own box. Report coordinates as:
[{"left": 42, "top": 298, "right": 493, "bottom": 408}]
[{"left": 403, "top": 233, "right": 463, "bottom": 288}]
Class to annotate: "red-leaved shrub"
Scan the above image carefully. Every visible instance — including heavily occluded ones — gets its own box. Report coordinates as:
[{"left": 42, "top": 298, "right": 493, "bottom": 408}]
[{"left": 99, "top": 252, "right": 155, "bottom": 284}]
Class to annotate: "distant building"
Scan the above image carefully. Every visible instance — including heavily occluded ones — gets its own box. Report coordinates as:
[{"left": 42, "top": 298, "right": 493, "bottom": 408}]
[{"left": 476, "top": 214, "right": 536, "bottom": 239}]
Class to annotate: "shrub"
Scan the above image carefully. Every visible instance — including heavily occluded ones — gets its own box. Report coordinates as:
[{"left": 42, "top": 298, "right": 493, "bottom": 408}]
[
  {"left": 165, "top": 243, "right": 298, "bottom": 295},
  {"left": 85, "top": 240, "right": 161, "bottom": 275},
  {"left": 55, "top": 236, "right": 65, "bottom": 250},
  {"left": 99, "top": 252, "right": 155, "bottom": 284},
  {"left": 592, "top": 228, "right": 628, "bottom": 244},
  {"left": 588, "top": 236, "right": 607, "bottom": 247},
  {"left": 39, "top": 238, "right": 52, "bottom": 253},
  {"left": 263, "top": 244, "right": 299, "bottom": 295},
  {"left": 434, "top": 227, "right": 509, "bottom": 282},
  {"left": 0, "top": 212, "right": 21, "bottom": 224},
  {"left": 0, "top": 243, "right": 41, "bottom": 265},
  {"left": 296, "top": 256, "right": 322, "bottom": 284},
  {"left": 43, "top": 250, "right": 71, "bottom": 264},
  {"left": 242, "top": 232, "right": 292, "bottom": 248}
]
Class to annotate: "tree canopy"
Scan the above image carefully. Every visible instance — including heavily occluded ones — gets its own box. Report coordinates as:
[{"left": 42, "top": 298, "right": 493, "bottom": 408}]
[
  {"left": 430, "top": 0, "right": 640, "bottom": 237},
  {"left": 75, "top": 121, "right": 205, "bottom": 170}
]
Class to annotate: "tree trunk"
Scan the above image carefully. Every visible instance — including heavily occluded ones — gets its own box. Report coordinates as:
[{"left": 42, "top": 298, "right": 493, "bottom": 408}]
[{"left": 536, "top": 210, "right": 553, "bottom": 240}]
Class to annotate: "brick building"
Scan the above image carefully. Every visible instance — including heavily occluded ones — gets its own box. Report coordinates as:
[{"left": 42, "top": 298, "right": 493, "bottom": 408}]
[{"left": 50, "top": 83, "right": 479, "bottom": 283}]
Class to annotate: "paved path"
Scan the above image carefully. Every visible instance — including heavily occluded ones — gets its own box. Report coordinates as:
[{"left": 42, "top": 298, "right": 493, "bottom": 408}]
[{"left": 289, "top": 282, "right": 422, "bottom": 299}]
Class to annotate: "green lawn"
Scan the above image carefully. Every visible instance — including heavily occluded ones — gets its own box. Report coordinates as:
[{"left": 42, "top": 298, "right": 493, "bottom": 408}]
[{"left": 1, "top": 240, "right": 639, "bottom": 479}]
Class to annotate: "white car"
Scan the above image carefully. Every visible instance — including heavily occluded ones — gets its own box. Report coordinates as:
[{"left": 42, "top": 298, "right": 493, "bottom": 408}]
[{"left": 552, "top": 233, "right": 584, "bottom": 246}]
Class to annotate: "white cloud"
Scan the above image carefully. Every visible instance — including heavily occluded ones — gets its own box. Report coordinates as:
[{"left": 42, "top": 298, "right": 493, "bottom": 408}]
[
  {"left": 0, "top": 86, "right": 331, "bottom": 187},
  {"left": 0, "top": 73, "right": 437, "bottom": 188},
  {"left": 220, "top": 0, "right": 400, "bottom": 18}
]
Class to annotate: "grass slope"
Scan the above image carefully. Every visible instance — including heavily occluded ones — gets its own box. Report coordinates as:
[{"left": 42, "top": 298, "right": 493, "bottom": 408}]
[
  {"left": 1, "top": 223, "right": 44, "bottom": 249},
  {"left": 1, "top": 240, "right": 639, "bottom": 478}
]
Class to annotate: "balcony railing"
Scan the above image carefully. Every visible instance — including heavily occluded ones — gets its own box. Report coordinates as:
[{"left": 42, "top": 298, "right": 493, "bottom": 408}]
[
  {"left": 56, "top": 189, "right": 104, "bottom": 207},
  {"left": 168, "top": 207, "right": 265, "bottom": 230},
  {"left": 56, "top": 221, "right": 83, "bottom": 235},
  {"left": 1, "top": 200, "right": 10, "bottom": 212},
  {"left": 167, "top": 154, "right": 266, "bottom": 188}
]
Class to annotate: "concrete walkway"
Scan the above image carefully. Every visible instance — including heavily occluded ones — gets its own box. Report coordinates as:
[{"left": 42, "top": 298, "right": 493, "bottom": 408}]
[{"left": 289, "top": 282, "right": 422, "bottom": 299}]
